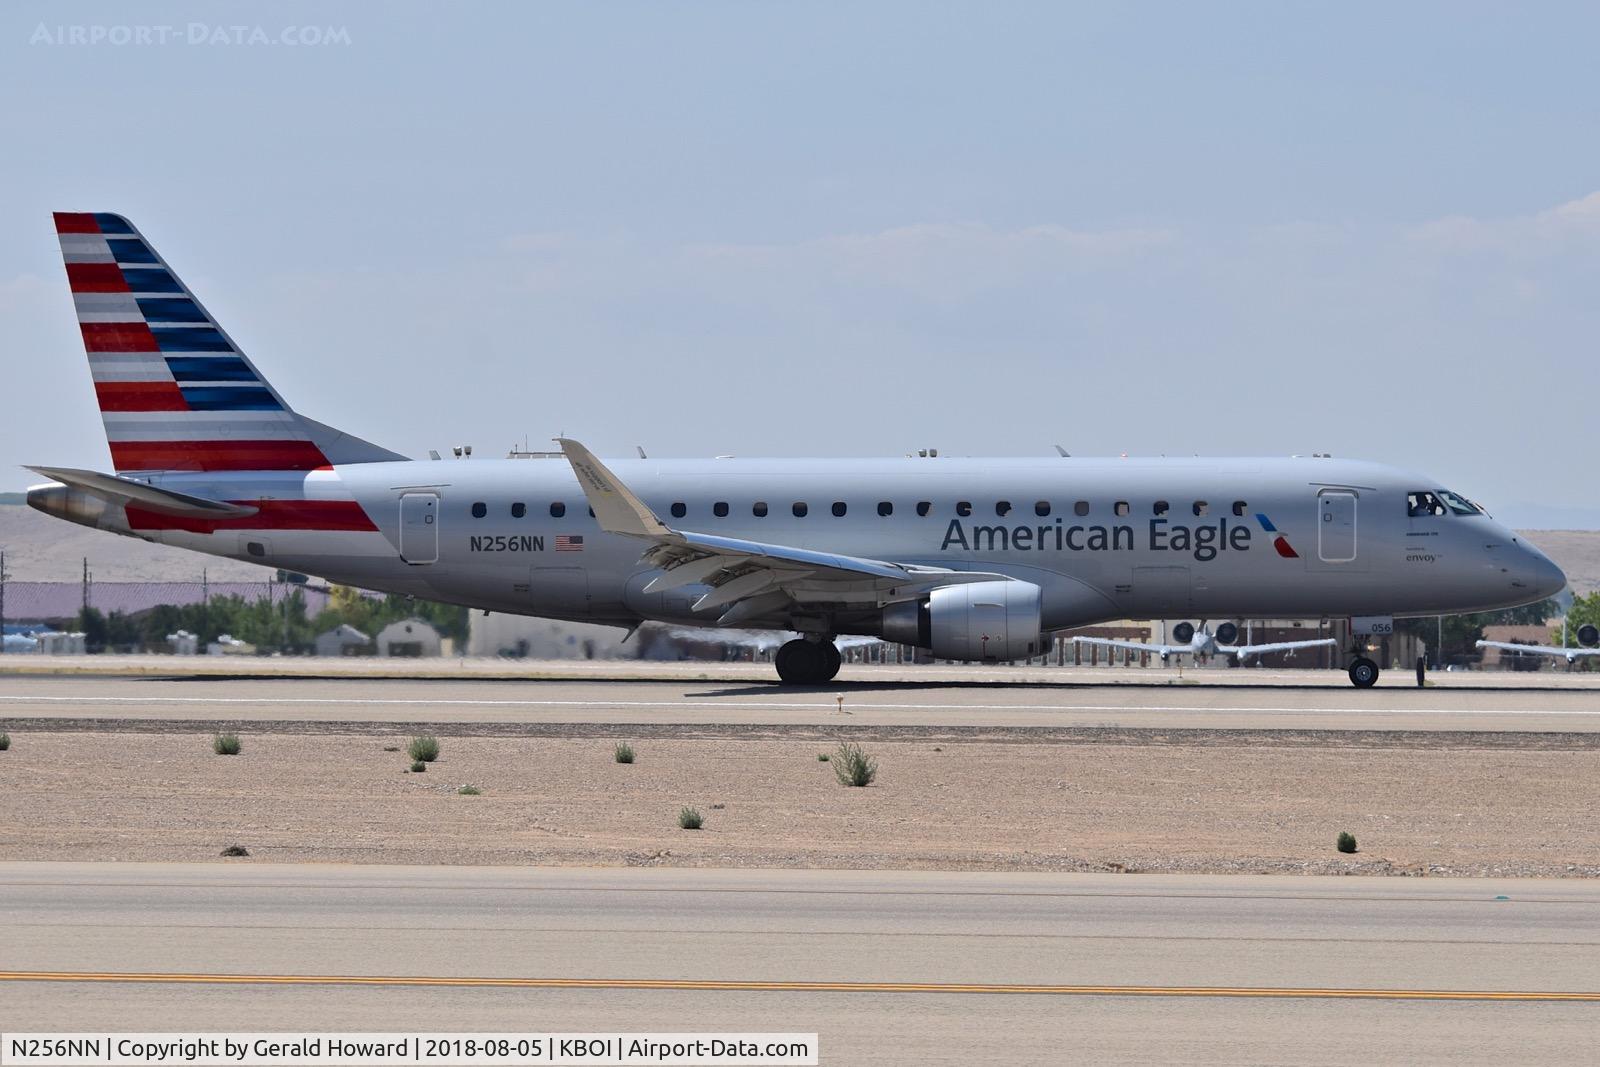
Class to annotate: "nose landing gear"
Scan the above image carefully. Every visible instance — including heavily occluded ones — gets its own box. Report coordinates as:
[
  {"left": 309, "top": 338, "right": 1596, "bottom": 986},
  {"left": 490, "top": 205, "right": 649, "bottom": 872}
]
[
  {"left": 1347, "top": 657, "right": 1380, "bottom": 688},
  {"left": 775, "top": 637, "right": 842, "bottom": 685}
]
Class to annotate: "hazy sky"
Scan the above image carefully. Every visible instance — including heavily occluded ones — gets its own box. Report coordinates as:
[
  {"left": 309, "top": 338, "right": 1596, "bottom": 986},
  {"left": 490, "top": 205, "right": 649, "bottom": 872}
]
[{"left": 3, "top": 2, "right": 1597, "bottom": 526}]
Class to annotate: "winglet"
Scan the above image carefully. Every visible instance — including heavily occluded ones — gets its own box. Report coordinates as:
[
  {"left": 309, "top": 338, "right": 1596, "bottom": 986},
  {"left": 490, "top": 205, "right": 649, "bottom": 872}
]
[{"left": 556, "top": 438, "right": 673, "bottom": 539}]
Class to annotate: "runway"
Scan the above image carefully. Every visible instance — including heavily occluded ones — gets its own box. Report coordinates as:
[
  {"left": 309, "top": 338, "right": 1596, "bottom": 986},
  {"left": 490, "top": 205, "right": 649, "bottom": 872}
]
[
  {"left": 2, "top": 864, "right": 1596, "bottom": 1064},
  {"left": 3, "top": 669, "right": 1600, "bottom": 732}
]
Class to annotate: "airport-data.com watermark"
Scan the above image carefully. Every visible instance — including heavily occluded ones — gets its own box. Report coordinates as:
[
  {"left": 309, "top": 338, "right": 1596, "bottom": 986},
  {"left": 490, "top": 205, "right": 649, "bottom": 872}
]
[{"left": 29, "top": 23, "right": 351, "bottom": 47}]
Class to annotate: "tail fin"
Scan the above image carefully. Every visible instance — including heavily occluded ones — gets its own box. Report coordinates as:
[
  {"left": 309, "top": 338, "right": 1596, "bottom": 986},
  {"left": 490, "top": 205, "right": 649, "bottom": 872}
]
[{"left": 53, "top": 212, "right": 403, "bottom": 473}]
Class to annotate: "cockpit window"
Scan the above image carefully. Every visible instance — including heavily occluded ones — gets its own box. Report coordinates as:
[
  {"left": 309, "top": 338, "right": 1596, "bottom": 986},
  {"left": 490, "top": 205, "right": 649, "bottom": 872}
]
[
  {"left": 1436, "top": 489, "right": 1483, "bottom": 516},
  {"left": 1407, "top": 491, "right": 1446, "bottom": 518}
]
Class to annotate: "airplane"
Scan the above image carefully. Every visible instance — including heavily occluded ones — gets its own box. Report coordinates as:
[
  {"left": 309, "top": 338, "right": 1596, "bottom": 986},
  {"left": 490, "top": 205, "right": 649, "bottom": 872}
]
[
  {"left": 1072, "top": 621, "right": 1338, "bottom": 669},
  {"left": 1476, "top": 622, "right": 1600, "bottom": 666},
  {"left": 24, "top": 213, "right": 1568, "bottom": 688}
]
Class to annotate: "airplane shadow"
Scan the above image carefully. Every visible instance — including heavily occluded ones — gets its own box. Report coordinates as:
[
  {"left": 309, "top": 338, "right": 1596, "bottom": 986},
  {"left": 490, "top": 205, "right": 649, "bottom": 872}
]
[{"left": 122, "top": 672, "right": 1592, "bottom": 696}]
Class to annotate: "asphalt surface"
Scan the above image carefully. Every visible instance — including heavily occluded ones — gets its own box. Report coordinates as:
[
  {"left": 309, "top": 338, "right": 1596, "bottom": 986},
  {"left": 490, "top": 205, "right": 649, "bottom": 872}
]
[
  {"left": 1, "top": 864, "right": 1596, "bottom": 1064},
  {"left": 3, "top": 670, "right": 1600, "bottom": 732}
]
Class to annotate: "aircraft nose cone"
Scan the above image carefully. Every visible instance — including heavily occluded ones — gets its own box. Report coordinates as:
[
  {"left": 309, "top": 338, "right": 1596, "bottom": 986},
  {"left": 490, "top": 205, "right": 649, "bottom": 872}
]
[{"left": 1516, "top": 544, "right": 1567, "bottom": 602}]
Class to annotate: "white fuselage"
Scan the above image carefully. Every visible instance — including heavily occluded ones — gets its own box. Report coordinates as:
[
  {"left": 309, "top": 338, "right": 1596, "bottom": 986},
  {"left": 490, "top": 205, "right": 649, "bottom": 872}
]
[{"left": 44, "top": 454, "right": 1565, "bottom": 636}]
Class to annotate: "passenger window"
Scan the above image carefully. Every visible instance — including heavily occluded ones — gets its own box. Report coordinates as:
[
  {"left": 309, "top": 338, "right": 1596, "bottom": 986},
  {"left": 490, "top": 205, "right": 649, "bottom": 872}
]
[
  {"left": 588, "top": 507, "right": 594, "bottom": 518},
  {"left": 1154, "top": 501, "right": 1169, "bottom": 516},
  {"left": 753, "top": 501, "right": 769, "bottom": 517},
  {"left": 831, "top": 502, "right": 847, "bottom": 517},
  {"left": 956, "top": 501, "right": 972, "bottom": 517},
  {"left": 1232, "top": 500, "right": 1248, "bottom": 517},
  {"left": 1193, "top": 501, "right": 1209, "bottom": 517},
  {"left": 792, "top": 502, "right": 808, "bottom": 517},
  {"left": 996, "top": 501, "right": 1012, "bottom": 517},
  {"left": 1407, "top": 491, "right": 1446, "bottom": 518},
  {"left": 1114, "top": 501, "right": 1130, "bottom": 517},
  {"left": 471, "top": 502, "right": 487, "bottom": 519},
  {"left": 916, "top": 501, "right": 932, "bottom": 517},
  {"left": 713, "top": 501, "right": 729, "bottom": 517},
  {"left": 877, "top": 502, "right": 893, "bottom": 517},
  {"left": 670, "top": 502, "right": 687, "bottom": 519},
  {"left": 511, "top": 502, "right": 526, "bottom": 518},
  {"left": 1074, "top": 501, "right": 1090, "bottom": 517},
  {"left": 549, "top": 502, "right": 565, "bottom": 518},
  {"left": 1035, "top": 501, "right": 1051, "bottom": 517}
]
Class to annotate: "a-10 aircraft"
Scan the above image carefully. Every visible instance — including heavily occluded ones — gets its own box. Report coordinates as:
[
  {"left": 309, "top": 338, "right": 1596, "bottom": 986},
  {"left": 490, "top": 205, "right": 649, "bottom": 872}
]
[
  {"left": 1477, "top": 623, "right": 1600, "bottom": 666},
  {"left": 26, "top": 214, "right": 1568, "bottom": 687},
  {"left": 1072, "top": 621, "right": 1339, "bottom": 672}
]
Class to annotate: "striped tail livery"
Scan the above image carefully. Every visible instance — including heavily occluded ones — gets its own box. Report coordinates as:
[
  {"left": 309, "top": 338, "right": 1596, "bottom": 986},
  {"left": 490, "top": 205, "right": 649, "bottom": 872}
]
[{"left": 54, "top": 211, "right": 398, "bottom": 472}]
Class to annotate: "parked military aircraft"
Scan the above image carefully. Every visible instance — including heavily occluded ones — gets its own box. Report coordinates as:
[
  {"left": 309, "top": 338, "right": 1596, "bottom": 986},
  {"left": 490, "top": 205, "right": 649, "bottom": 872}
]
[
  {"left": 26, "top": 214, "right": 1567, "bottom": 686},
  {"left": 1477, "top": 623, "right": 1600, "bottom": 665},
  {"left": 1072, "top": 620, "right": 1339, "bottom": 672}
]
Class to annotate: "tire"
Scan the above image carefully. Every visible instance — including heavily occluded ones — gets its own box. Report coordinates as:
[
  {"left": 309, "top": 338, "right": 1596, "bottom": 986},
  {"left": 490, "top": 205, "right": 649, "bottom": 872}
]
[
  {"left": 820, "top": 641, "right": 842, "bottom": 681},
  {"left": 1348, "top": 657, "right": 1379, "bottom": 688},
  {"left": 775, "top": 639, "right": 824, "bottom": 685}
]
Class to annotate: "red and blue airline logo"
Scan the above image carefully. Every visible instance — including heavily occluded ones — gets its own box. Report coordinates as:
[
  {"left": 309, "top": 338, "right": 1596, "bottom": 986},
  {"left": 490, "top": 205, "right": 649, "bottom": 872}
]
[{"left": 1255, "top": 513, "right": 1299, "bottom": 558}]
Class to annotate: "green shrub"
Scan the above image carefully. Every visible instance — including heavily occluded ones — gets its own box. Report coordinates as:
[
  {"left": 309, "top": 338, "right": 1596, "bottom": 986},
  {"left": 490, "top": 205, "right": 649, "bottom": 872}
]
[
  {"left": 833, "top": 742, "right": 877, "bottom": 787},
  {"left": 1337, "top": 832, "right": 1358, "bottom": 854},
  {"left": 614, "top": 742, "right": 635, "bottom": 764},
  {"left": 816, "top": 753, "right": 829, "bottom": 762},
  {"left": 458, "top": 784, "right": 481, "bottom": 796},
  {"left": 0, "top": 733, "right": 10, "bottom": 751},
  {"left": 407, "top": 735, "right": 440, "bottom": 763},
  {"left": 410, "top": 760, "right": 426, "bottom": 773},
  {"left": 678, "top": 806, "right": 704, "bottom": 830},
  {"left": 212, "top": 732, "right": 242, "bottom": 756}
]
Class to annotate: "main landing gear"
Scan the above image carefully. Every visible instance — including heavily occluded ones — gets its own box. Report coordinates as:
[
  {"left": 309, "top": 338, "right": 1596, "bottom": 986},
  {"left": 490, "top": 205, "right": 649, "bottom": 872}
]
[
  {"left": 1347, "top": 657, "right": 1380, "bottom": 688},
  {"left": 775, "top": 638, "right": 842, "bottom": 685}
]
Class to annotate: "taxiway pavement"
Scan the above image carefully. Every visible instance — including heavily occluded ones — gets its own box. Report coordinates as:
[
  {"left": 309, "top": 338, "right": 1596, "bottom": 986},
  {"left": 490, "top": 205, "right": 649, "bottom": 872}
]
[
  {"left": 3, "top": 669, "right": 1600, "bottom": 732},
  {"left": 1, "top": 864, "right": 1596, "bottom": 1064}
]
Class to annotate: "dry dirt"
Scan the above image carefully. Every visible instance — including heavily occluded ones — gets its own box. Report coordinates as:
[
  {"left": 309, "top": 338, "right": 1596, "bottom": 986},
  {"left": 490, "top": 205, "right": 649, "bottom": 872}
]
[{"left": 0, "top": 725, "right": 1596, "bottom": 877}]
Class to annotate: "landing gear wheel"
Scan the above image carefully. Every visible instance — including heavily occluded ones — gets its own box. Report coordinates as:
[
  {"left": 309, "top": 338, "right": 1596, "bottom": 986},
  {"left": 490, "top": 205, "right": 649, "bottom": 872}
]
[
  {"left": 1348, "top": 657, "right": 1380, "bottom": 688},
  {"left": 820, "top": 641, "right": 842, "bottom": 682},
  {"left": 775, "top": 639, "right": 827, "bottom": 685}
]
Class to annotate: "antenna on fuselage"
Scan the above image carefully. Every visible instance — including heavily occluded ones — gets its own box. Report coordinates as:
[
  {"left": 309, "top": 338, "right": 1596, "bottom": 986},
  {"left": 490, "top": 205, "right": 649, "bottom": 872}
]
[{"left": 1054, "top": 444, "right": 1069, "bottom": 457}]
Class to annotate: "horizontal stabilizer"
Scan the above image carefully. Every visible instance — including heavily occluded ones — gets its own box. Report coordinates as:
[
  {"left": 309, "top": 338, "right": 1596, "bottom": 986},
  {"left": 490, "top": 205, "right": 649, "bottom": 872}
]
[{"left": 25, "top": 465, "right": 258, "bottom": 518}]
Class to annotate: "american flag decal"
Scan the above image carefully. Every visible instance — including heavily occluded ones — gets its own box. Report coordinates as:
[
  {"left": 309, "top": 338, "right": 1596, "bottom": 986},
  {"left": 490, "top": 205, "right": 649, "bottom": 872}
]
[{"left": 555, "top": 534, "right": 584, "bottom": 552}]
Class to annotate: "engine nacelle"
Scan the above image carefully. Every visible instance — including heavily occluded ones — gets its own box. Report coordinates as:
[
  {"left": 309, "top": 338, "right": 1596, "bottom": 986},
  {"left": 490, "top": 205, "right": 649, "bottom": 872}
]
[
  {"left": 1578, "top": 623, "right": 1599, "bottom": 648},
  {"left": 881, "top": 580, "right": 1045, "bottom": 662}
]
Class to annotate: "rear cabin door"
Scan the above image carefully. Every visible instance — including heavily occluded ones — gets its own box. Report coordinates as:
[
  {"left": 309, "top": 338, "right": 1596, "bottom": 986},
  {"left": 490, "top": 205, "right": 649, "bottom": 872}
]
[
  {"left": 1318, "top": 490, "right": 1357, "bottom": 563},
  {"left": 399, "top": 493, "right": 439, "bottom": 564}
]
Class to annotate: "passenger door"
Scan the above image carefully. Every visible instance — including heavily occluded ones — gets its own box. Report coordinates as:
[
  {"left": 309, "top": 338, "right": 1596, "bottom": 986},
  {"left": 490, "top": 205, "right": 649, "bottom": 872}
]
[
  {"left": 1318, "top": 490, "right": 1357, "bottom": 563},
  {"left": 398, "top": 493, "right": 439, "bottom": 565}
]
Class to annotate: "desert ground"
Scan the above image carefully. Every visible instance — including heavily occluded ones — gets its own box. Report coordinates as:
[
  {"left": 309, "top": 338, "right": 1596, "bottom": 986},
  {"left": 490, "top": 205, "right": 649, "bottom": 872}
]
[{"left": 1, "top": 724, "right": 1595, "bottom": 877}]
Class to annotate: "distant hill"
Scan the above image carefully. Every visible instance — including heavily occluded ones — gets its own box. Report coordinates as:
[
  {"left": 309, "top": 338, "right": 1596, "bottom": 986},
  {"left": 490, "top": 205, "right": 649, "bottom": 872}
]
[
  {"left": 1519, "top": 531, "right": 1600, "bottom": 600},
  {"left": 0, "top": 494, "right": 23, "bottom": 506},
  {"left": 2, "top": 500, "right": 1597, "bottom": 595}
]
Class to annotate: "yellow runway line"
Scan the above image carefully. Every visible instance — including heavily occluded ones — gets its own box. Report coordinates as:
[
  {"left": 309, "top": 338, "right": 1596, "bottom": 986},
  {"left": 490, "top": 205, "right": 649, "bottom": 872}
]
[{"left": 1, "top": 972, "right": 1596, "bottom": 1002}]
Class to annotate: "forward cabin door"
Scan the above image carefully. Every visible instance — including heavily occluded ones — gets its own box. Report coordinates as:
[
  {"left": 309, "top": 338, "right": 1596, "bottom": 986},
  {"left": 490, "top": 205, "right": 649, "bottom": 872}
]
[
  {"left": 399, "top": 493, "right": 439, "bottom": 565},
  {"left": 1318, "top": 490, "right": 1357, "bottom": 563}
]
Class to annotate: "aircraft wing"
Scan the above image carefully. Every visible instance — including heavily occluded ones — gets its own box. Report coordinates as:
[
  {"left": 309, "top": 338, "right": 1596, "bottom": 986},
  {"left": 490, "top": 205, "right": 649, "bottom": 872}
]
[
  {"left": 1217, "top": 638, "right": 1338, "bottom": 661},
  {"left": 558, "top": 439, "right": 1011, "bottom": 624},
  {"left": 1476, "top": 640, "right": 1600, "bottom": 662},
  {"left": 1071, "top": 635, "right": 1186, "bottom": 659},
  {"left": 663, "top": 627, "right": 883, "bottom": 653}
]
